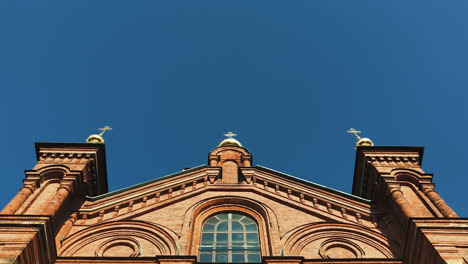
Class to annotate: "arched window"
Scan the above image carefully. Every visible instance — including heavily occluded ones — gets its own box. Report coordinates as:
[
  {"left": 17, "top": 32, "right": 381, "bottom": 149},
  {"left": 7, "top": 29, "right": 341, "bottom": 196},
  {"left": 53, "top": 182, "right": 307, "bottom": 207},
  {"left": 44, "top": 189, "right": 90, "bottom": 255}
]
[{"left": 199, "top": 213, "right": 261, "bottom": 263}]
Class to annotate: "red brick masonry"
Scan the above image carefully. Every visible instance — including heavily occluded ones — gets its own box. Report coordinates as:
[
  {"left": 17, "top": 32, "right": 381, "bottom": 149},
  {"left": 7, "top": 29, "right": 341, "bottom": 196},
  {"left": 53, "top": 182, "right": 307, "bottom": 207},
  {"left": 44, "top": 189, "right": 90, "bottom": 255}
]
[{"left": 0, "top": 143, "right": 466, "bottom": 264}]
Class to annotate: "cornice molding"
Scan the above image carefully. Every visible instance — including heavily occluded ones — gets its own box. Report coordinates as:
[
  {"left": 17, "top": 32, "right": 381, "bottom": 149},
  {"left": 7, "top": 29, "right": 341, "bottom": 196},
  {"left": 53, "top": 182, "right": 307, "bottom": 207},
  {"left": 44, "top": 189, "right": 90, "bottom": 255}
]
[
  {"left": 352, "top": 146, "right": 425, "bottom": 199},
  {"left": 34, "top": 142, "right": 108, "bottom": 196},
  {"left": 74, "top": 167, "right": 376, "bottom": 229},
  {"left": 366, "top": 155, "right": 421, "bottom": 168}
]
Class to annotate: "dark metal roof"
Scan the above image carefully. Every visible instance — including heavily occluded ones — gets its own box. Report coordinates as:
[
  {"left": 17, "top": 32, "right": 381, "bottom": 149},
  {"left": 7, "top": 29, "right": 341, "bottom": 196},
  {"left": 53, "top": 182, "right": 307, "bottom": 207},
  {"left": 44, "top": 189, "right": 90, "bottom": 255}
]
[
  {"left": 255, "top": 165, "right": 371, "bottom": 203},
  {"left": 86, "top": 165, "right": 207, "bottom": 201}
]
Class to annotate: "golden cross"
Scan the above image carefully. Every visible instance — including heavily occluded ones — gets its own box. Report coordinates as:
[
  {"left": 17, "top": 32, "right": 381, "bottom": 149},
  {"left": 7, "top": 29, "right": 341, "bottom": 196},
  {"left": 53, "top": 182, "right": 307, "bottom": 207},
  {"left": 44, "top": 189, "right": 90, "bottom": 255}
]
[
  {"left": 98, "top": 126, "right": 112, "bottom": 136},
  {"left": 347, "top": 128, "right": 362, "bottom": 140},
  {"left": 224, "top": 131, "right": 237, "bottom": 138}
]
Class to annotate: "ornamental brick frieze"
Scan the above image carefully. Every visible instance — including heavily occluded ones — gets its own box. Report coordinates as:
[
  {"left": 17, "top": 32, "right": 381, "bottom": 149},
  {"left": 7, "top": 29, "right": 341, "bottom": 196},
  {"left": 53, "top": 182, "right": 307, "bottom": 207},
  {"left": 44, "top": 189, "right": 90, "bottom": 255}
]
[
  {"left": 365, "top": 154, "right": 421, "bottom": 168},
  {"left": 241, "top": 169, "right": 375, "bottom": 227},
  {"left": 36, "top": 151, "right": 98, "bottom": 188},
  {"left": 353, "top": 147, "right": 427, "bottom": 199},
  {"left": 76, "top": 169, "right": 220, "bottom": 222},
  {"left": 355, "top": 147, "right": 423, "bottom": 169},
  {"left": 252, "top": 181, "right": 374, "bottom": 227},
  {"left": 77, "top": 187, "right": 373, "bottom": 230},
  {"left": 38, "top": 151, "right": 95, "bottom": 164},
  {"left": 32, "top": 143, "right": 108, "bottom": 198}
]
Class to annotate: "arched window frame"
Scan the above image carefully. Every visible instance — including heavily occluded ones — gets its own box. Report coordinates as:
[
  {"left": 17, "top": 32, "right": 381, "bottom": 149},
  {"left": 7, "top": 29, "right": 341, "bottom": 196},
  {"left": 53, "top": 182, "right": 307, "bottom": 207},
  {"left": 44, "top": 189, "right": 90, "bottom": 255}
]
[
  {"left": 199, "top": 212, "right": 261, "bottom": 263},
  {"left": 185, "top": 201, "right": 274, "bottom": 259}
]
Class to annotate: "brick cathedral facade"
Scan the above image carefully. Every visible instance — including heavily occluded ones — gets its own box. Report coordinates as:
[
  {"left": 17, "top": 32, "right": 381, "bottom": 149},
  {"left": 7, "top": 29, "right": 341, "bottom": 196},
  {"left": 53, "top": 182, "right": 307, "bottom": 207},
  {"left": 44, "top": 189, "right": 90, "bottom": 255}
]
[{"left": 0, "top": 137, "right": 467, "bottom": 264}]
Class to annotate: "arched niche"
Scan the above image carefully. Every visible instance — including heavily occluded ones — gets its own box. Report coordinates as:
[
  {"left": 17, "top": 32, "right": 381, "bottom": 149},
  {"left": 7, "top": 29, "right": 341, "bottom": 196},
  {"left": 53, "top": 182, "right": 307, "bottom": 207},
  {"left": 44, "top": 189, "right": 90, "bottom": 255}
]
[
  {"left": 390, "top": 169, "right": 438, "bottom": 217},
  {"left": 18, "top": 165, "right": 76, "bottom": 214},
  {"left": 184, "top": 196, "right": 278, "bottom": 257},
  {"left": 25, "top": 164, "right": 76, "bottom": 184},
  {"left": 282, "top": 222, "right": 400, "bottom": 259},
  {"left": 391, "top": 168, "right": 426, "bottom": 188},
  {"left": 20, "top": 178, "right": 61, "bottom": 214},
  {"left": 59, "top": 220, "right": 178, "bottom": 257}
]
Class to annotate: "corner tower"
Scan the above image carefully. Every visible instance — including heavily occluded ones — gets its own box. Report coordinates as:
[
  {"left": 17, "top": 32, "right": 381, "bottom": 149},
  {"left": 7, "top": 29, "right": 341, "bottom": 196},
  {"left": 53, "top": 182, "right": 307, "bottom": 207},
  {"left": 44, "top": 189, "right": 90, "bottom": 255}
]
[{"left": 208, "top": 132, "right": 252, "bottom": 184}]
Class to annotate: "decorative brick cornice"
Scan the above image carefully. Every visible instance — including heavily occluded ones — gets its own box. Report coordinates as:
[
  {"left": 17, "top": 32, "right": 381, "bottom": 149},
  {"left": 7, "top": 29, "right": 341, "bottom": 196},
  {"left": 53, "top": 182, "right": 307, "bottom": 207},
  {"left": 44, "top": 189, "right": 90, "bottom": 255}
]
[
  {"left": 242, "top": 168, "right": 374, "bottom": 227},
  {"left": 352, "top": 146, "right": 424, "bottom": 199},
  {"left": 366, "top": 154, "right": 421, "bottom": 168},
  {"left": 356, "top": 146, "right": 424, "bottom": 169},
  {"left": 37, "top": 151, "right": 97, "bottom": 190},
  {"left": 240, "top": 167, "right": 255, "bottom": 183},
  {"left": 78, "top": 168, "right": 217, "bottom": 220},
  {"left": 206, "top": 167, "right": 220, "bottom": 184},
  {"left": 75, "top": 168, "right": 374, "bottom": 228},
  {"left": 38, "top": 151, "right": 95, "bottom": 164},
  {"left": 34, "top": 143, "right": 108, "bottom": 196}
]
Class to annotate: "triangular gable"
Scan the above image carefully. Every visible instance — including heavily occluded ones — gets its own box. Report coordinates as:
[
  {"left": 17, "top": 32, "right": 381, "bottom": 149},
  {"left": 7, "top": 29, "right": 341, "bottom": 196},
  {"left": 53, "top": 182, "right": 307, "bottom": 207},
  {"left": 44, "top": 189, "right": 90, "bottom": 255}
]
[{"left": 75, "top": 165, "right": 374, "bottom": 228}]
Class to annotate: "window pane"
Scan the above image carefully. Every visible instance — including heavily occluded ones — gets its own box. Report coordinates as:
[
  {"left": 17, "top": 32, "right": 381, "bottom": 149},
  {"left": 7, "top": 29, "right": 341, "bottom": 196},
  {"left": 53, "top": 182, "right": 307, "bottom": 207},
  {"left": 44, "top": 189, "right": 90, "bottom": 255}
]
[
  {"left": 216, "top": 246, "right": 229, "bottom": 252},
  {"left": 203, "top": 224, "right": 214, "bottom": 232},
  {"left": 246, "top": 245, "right": 260, "bottom": 250},
  {"left": 232, "top": 233, "right": 244, "bottom": 242},
  {"left": 232, "top": 221, "right": 243, "bottom": 231},
  {"left": 217, "top": 222, "right": 228, "bottom": 232},
  {"left": 200, "top": 213, "right": 261, "bottom": 263},
  {"left": 232, "top": 254, "right": 245, "bottom": 263},
  {"left": 200, "top": 245, "right": 214, "bottom": 252},
  {"left": 201, "top": 233, "right": 213, "bottom": 244},
  {"left": 231, "top": 246, "right": 244, "bottom": 252},
  {"left": 231, "top": 214, "right": 242, "bottom": 220},
  {"left": 241, "top": 217, "right": 254, "bottom": 225},
  {"left": 216, "top": 214, "right": 228, "bottom": 221},
  {"left": 216, "top": 233, "right": 228, "bottom": 243},
  {"left": 248, "top": 253, "right": 261, "bottom": 262},
  {"left": 206, "top": 218, "right": 219, "bottom": 225},
  {"left": 199, "top": 253, "right": 212, "bottom": 262},
  {"left": 245, "top": 224, "right": 257, "bottom": 231},
  {"left": 246, "top": 233, "right": 258, "bottom": 243},
  {"left": 215, "top": 253, "right": 228, "bottom": 262}
]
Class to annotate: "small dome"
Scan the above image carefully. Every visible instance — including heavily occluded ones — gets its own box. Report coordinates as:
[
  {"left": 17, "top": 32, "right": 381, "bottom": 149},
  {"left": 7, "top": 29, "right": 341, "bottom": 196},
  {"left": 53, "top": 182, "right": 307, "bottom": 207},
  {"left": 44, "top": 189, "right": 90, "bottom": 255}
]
[
  {"left": 86, "top": 126, "right": 112, "bottom": 144},
  {"left": 218, "top": 138, "right": 243, "bottom": 147},
  {"left": 87, "top": 134, "right": 105, "bottom": 144},
  {"left": 356, "top": 137, "right": 374, "bottom": 147}
]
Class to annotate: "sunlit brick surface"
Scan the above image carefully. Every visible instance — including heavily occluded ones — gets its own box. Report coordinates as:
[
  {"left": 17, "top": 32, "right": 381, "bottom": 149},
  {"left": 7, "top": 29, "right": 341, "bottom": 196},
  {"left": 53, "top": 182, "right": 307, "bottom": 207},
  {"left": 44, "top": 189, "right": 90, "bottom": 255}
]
[{"left": 0, "top": 143, "right": 466, "bottom": 263}]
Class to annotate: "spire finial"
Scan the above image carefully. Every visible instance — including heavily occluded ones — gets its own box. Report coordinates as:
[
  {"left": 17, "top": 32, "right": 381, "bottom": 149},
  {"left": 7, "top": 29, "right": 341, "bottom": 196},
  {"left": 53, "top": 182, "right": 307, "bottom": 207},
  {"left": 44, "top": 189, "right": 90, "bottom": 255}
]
[
  {"left": 98, "top": 126, "right": 112, "bottom": 136},
  {"left": 218, "top": 131, "right": 243, "bottom": 147},
  {"left": 347, "top": 128, "right": 362, "bottom": 140},
  {"left": 87, "top": 126, "right": 112, "bottom": 144},
  {"left": 224, "top": 131, "right": 237, "bottom": 139},
  {"left": 347, "top": 128, "right": 374, "bottom": 149}
]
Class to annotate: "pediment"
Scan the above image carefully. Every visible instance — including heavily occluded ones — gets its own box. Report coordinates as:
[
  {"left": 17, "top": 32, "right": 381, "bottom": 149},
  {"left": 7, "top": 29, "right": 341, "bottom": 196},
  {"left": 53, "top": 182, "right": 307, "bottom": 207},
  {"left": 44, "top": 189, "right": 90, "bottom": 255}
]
[
  {"left": 75, "top": 165, "right": 375, "bottom": 234},
  {"left": 61, "top": 165, "right": 401, "bottom": 258}
]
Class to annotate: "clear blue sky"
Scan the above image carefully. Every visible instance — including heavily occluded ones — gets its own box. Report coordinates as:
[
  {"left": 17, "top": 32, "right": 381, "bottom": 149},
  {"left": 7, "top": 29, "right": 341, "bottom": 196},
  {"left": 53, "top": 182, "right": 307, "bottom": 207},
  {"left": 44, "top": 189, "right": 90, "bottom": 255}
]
[{"left": 1, "top": 1, "right": 467, "bottom": 216}]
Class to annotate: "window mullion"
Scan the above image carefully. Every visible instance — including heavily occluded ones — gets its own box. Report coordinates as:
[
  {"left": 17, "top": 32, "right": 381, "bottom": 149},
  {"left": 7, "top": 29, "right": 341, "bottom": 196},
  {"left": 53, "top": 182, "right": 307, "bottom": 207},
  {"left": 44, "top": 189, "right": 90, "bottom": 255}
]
[
  {"left": 228, "top": 213, "right": 232, "bottom": 262},
  {"left": 212, "top": 221, "right": 217, "bottom": 263},
  {"left": 243, "top": 222, "right": 248, "bottom": 262},
  {"left": 200, "top": 213, "right": 260, "bottom": 263}
]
